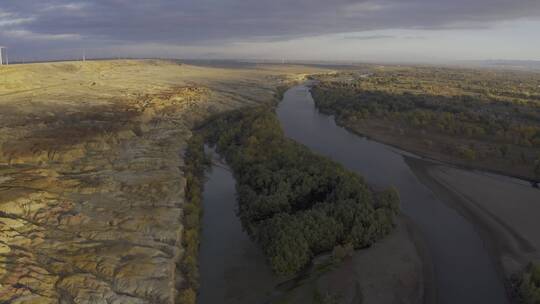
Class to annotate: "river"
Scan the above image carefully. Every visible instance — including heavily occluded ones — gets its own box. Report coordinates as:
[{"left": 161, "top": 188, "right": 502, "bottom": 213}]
[
  {"left": 198, "top": 84, "right": 510, "bottom": 304},
  {"left": 276, "top": 84, "right": 509, "bottom": 304},
  {"left": 197, "top": 154, "right": 278, "bottom": 304}
]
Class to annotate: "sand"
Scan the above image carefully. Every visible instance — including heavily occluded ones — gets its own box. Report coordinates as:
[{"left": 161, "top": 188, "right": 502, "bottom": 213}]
[
  {"left": 407, "top": 157, "right": 540, "bottom": 281},
  {"left": 276, "top": 216, "right": 430, "bottom": 304}
]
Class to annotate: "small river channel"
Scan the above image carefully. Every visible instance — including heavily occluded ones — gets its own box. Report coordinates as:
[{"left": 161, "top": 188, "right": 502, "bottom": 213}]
[{"left": 197, "top": 154, "right": 279, "bottom": 304}]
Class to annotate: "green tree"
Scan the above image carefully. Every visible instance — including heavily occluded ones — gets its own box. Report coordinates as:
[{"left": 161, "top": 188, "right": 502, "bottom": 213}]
[
  {"left": 519, "top": 263, "right": 540, "bottom": 304},
  {"left": 459, "top": 146, "right": 477, "bottom": 161},
  {"left": 260, "top": 215, "right": 312, "bottom": 276},
  {"left": 374, "top": 187, "right": 400, "bottom": 215},
  {"left": 332, "top": 243, "right": 354, "bottom": 261}
]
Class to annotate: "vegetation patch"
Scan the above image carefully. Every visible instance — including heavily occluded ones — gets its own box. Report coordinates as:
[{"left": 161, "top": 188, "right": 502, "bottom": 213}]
[
  {"left": 310, "top": 67, "right": 540, "bottom": 180},
  {"left": 204, "top": 107, "right": 399, "bottom": 276},
  {"left": 177, "top": 134, "right": 210, "bottom": 304},
  {"left": 517, "top": 262, "right": 540, "bottom": 304}
]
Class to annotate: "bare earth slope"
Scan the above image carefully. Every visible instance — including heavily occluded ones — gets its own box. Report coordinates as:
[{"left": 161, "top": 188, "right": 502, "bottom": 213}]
[{"left": 0, "top": 60, "right": 324, "bottom": 303}]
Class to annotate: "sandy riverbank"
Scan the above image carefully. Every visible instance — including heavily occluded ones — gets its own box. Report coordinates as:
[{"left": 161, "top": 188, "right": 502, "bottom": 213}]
[
  {"left": 272, "top": 216, "right": 431, "bottom": 304},
  {"left": 406, "top": 156, "right": 540, "bottom": 293}
]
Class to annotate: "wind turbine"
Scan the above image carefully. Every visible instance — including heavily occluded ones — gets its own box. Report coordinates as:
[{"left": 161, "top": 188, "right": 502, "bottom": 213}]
[{"left": 0, "top": 47, "right": 7, "bottom": 66}]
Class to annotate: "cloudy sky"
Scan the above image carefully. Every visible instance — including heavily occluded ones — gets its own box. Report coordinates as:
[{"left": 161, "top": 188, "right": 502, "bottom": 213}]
[{"left": 1, "top": 0, "right": 539, "bottom": 62}]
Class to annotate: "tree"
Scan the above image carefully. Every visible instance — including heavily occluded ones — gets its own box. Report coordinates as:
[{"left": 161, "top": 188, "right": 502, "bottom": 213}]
[
  {"left": 300, "top": 210, "right": 343, "bottom": 253},
  {"left": 260, "top": 215, "right": 312, "bottom": 276},
  {"left": 374, "top": 187, "right": 400, "bottom": 215},
  {"left": 519, "top": 263, "right": 540, "bottom": 304},
  {"left": 332, "top": 243, "right": 354, "bottom": 261},
  {"left": 459, "top": 146, "right": 477, "bottom": 161}
]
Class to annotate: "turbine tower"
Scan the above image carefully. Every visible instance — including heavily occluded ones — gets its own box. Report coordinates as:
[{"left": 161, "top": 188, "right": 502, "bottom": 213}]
[{"left": 0, "top": 47, "right": 7, "bottom": 66}]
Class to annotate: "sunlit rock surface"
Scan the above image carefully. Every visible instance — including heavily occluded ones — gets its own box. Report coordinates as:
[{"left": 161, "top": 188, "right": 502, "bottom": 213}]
[{"left": 0, "top": 60, "right": 321, "bottom": 303}]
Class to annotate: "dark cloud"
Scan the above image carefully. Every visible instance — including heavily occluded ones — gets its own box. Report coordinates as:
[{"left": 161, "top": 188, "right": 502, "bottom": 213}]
[{"left": 1, "top": 0, "right": 540, "bottom": 59}]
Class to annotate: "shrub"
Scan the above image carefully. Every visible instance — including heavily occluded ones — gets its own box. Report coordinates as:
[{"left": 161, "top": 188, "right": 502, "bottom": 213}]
[
  {"left": 177, "top": 134, "right": 208, "bottom": 302},
  {"left": 519, "top": 263, "right": 540, "bottom": 304},
  {"left": 332, "top": 243, "right": 354, "bottom": 261}
]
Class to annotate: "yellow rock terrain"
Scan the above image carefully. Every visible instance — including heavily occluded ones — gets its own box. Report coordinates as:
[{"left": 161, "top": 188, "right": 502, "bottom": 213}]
[{"left": 0, "top": 60, "right": 325, "bottom": 303}]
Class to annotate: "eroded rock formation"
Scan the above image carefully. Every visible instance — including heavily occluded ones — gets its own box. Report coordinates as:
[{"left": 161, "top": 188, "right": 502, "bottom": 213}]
[{"left": 0, "top": 60, "right": 319, "bottom": 303}]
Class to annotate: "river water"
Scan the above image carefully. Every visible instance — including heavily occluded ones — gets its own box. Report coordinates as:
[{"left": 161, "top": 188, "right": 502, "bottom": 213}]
[
  {"left": 276, "top": 85, "right": 509, "bottom": 304},
  {"left": 197, "top": 156, "right": 278, "bottom": 304},
  {"left": 198, "top": 85, "right": 509, "bottom": 304}
]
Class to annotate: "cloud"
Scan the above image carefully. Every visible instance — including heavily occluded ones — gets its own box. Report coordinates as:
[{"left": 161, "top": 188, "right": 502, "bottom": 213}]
[
  {"left": 343, "top": 34, "right": 394, "bottom": 40},
  {"left": 1, "top": 0, "right": 540, "bottom": 60},
  {"left": 3, "top": 30, "right": 81, "bottom": 41},
  {"left": 41, "top": 3, "right": 89, "bottom": 12},
  {"left": 0, "top": 17, "right": 34, "bottom": 27},
  {"left": 0, "top": 9, "right": 35, "bottom": 27}
]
